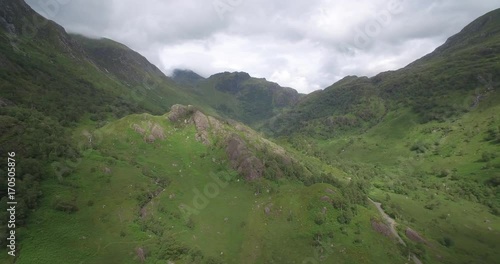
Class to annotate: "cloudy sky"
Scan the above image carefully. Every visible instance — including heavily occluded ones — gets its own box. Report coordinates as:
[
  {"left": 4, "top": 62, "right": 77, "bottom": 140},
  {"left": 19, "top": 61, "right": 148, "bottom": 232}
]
[{"left": 26, "top": 0, "right": 499, "bottom": 93}]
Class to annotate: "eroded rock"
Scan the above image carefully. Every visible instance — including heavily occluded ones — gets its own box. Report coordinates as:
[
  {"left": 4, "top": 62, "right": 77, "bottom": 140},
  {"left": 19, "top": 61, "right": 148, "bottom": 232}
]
[
  {"left": 150, "top": 123, "right": 165, "bottom": 140},
  {"left": 168, "top": 104, "right": 194, "bottom": 122},
  {"left": 371, "top": 219, "right": 392, "bottom": 238},
  {"left": 405, "top": 228, "right": 427, "bottom": 244},
  {"left": 225, "top": 134, "right": 264, "bottom": 180},
  {"left": 193, "top": 111, "right": 210, "bottom": 145}
]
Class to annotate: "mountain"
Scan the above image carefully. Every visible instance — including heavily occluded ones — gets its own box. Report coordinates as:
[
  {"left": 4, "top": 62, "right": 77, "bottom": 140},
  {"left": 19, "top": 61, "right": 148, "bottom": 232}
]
[
  {"left": 0, "top": 0, "right": 208, "bottom": 254},
  {"left": 0, "top": 2, "right": 395, "bottom": 263},
  {"left": 172, "top": 69, "right": 206, "bottom": 86},
  {"left": 262, "top": 8, "right": 500, "bottom": 264},
  {"left": 1, "top": 1, "right": 499, "bottom": 263},
  {"left": 265, "top": 8, "right": 500, "bottom": 136},
  {"left": 6, "top": 104, "right": 405, "bottom": 264},
  {"left": 414, "top": 8, "right": 500, "bottom": 64},
  {"left": 0, "top": 2, "right": 209, "bottom": 126},
  {"left": 174, "top": 71, "right": 303, "bottom": 126}
]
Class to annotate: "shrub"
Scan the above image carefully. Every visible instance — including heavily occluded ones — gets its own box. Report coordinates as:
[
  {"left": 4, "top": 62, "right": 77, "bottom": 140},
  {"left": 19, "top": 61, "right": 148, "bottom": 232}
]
[
  {"left": 410, "top": 141, "right": 429, "bottom": 153},
  {"left": 440, "top": 236, "right": 454, "bottom": 248},
  {"left": 485, "top": 175, "right": 500, "bottom": 187},
  {"left": 314, "top": 213, "right": 325, "bottom": 225},
  {"left": 481, "top": 152, "right": 497, "bottom": 162},
  {"left": 53, "top": 200, "right": 79, "bottom": 213},
  {"left": 437, "top": 169, "right": 451, "bottom": 178},
  {"left": 186, "top": 217, "right": 195, "bottom": 229}
]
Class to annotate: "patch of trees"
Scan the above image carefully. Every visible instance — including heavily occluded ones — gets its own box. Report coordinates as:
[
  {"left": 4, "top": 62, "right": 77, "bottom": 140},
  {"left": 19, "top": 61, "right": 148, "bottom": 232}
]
[
  {"left": 484, "top": 125, "right": 500, "bottom": 143},
  {"left": 0, "top": 106, "right": 78, "bottom": 246},
  {"left": 138, "top": 219, "right": 223, "bottom": 263},
  {"left": 452, "top": 180, "right": 499, "bottom": 215}
]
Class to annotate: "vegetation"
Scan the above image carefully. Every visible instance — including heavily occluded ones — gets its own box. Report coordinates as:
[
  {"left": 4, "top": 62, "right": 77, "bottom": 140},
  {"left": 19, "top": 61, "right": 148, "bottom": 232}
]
[
  {"left": 0, "top": 2, "right": 499, "bottom": 264},
  {"left": 173, "top": 71, "right": 302, "bottom": 126}
]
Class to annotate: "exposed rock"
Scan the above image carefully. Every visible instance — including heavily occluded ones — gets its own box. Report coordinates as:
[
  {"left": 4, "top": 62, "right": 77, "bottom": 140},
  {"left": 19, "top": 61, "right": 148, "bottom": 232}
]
[
  {"left": 208, "top": 116, "right": 225, "bottom": 135},
  {"left": 320, "top": 196, "right": 331, "bottom": 202},
  {"left": 145, "top": 134, "right": 156, "bottom": 143},
  {"left": 168, "top": 104, "right": 194, "bottom": 122},
  {"left": 135, "top": 247, "right": 146, "bottom": 263},
  {"left": 140, "top": 207, "right": 147, "bottom": 219},
  {"left": 103, "top": 167, "right": 112, "bottom": 174},
  {"left": 0, "top": 16, "right": 15, "bottom": 35},
  {"left": 234, "top": 122, "right": 253, "bottom": 134},
  {"left": 132, "top": 124, "right": 146, "bottom": 135},
  {"left": 193, "top": 111, "right": 210, "bottom": 145},
  {"left": 132, "top": 122, "right": 165, "bottom": 143},
  {"left": 370, "top": 219, "right": 392, "bottom": 238},
  {"left": 264, "top": 203, "right": 273, "bottom": 215},
  {"left": 405, "top": 228, "right": 427, "bottom": 244},
  {"left": 166, "top": 105, "right": 293, "bottom": 182},
  {"left": 225, "top": 134, "right": 264, "bottom": 180},
  {"left": 150, "top": 123, "right": 165, "bottom": 140},
  {"left": 193, "top": 111, "right": 209, "bottom": 130},
  {"left": 326, "top": 188, "right": 335, "bottom": 194}
]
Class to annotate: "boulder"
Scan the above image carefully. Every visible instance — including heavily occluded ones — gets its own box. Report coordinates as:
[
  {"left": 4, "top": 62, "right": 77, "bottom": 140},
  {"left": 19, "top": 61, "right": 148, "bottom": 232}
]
[{"left": 168, "top": 104, "right": 194, "bottom": 122}]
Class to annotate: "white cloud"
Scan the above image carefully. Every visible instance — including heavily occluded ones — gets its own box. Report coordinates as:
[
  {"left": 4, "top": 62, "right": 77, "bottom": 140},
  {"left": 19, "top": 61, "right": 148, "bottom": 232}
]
[{"left": 26, "top": 0, "right": 500, "bottom": 93}]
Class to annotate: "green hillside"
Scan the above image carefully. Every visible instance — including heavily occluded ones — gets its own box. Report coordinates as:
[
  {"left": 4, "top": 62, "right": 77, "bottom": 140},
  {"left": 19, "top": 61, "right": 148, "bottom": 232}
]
[
  {"left": 172, "top": 69, "right": 206, "bottom": 87},
  {"left": 0, "top": 0, "right": 210, "bottom": 257},
  {"left": 173, "top": 71, "right": 303, "bottom": 127},
  {"left": 262, "top": 8, "right": 500, "bottom": 264},
  {"left": 1, "top": 106, "right": 405, "bottom": 264},
  {"left": 265, "top": 9, "right": 500, "bottom": 136},
  {"left": 0, "top": 1, "right": 499, "bottom": 264}
]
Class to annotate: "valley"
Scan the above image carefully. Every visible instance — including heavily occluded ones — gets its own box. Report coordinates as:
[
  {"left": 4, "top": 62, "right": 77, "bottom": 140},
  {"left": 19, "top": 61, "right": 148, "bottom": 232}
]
[{"left": 0, "top": 1, "right": 499, "bottom": 263}]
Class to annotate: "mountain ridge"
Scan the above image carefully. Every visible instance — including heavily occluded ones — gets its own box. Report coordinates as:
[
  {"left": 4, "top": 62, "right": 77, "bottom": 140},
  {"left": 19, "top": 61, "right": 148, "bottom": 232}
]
[
  {"left": 264, "top": 8, "right": 500, "bottom": 136},
  {"left": 0, "top": 1, "right": 499, "bottom": 263}
]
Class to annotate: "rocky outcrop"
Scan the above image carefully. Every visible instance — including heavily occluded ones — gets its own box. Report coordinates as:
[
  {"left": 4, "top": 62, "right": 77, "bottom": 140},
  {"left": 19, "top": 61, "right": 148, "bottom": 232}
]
[
  {"left": 150, "top": 123, "right": 165, "bottom": 140},
  {"left": 193, "top": 111, "right": 210, "bottom": 145},
  {"left": 208, "top": 116, "right": 225, "bottom": 135},
  {"left": 132, "top": 124, "right": 146, "bottom": 135},
  {"left": 131, "top": 121, "right": 165, "bottom": 143},
  {"left": 166, "top": 104, "right": 290, "bottom": 181},
  {"left": 370, "top": 219, "right": 392, "bottom": 238},
  {"left": 167, "top": 104, "right": 195, "bottom": 122},
  {"left": 225, "top": 134, "right": 264, "bottom": 180},
  {"left": 405, "top": 228, "right": 428, "bottom": 244}
]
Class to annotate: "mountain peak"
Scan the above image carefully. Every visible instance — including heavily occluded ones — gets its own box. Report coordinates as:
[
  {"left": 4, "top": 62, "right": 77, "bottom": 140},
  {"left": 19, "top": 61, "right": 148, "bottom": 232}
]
[
  {"left": 415, "top": 8, "right": 500, "bottom": 63},
  {"left": 171, "top": 69, "right": 205, "bottom": 86}
]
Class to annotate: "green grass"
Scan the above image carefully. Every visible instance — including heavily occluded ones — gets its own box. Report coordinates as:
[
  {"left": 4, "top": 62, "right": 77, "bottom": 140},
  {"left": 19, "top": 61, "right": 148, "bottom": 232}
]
[
  {"left": 0, "top": 113, "right": 407, "bottom": 264},
  {"left": 279, "top": 89, "right": 500, "bottom": 263},
  {"left": 371, "top": 189, "right": 500, "bottom": 264}
]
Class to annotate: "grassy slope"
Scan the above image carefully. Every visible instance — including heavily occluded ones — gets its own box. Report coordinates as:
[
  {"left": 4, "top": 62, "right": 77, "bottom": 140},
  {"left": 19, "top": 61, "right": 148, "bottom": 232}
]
[
  {"left": 180, "top": 72, "right": 301, "bottom": 127},
  {"left": 70, "top": 34, "right": 214, "bottom": 117},
  {"left": 283, "top": 85, "right": 500, "bottom": 264},
  {"left": 1, "top": 2, "right": 498, "bottom": 263},
  {"left": 262, "top": 9, "right": 500, "bottom": 264},
  {"left": 0, "top": 112, "right": 407, "bottom": 264}
]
